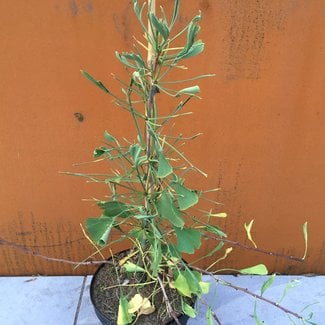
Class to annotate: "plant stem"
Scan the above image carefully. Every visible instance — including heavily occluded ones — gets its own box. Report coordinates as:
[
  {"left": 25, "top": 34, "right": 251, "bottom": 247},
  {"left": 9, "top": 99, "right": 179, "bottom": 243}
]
[
  {"left": 157, "top": 274, "right": 182, "bottom": 325},
  {"left": 199, "top": 298, "right": 222, "bottom": 325},
  {"left": 203, "top": 233, "right": 305, "bottom": 262},
  {"left": 0, "top": 237, "right": 112, "bottom": 266},
  {"left": 145, "top": 0, "right": 157, "bottom": 213}
]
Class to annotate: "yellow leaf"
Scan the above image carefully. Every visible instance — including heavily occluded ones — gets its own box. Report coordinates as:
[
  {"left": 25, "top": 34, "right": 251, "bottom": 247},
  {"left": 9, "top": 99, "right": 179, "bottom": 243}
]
[
  {"left": 140, "top": 298, "right": 155, "bottom": 315},
  {"left": 128, "top": 294, "right": 143, "bottom": 314},
  {"left": 244, "top": 219, "right": 257, "bottom": 248},
  {"left": 119, "top": 250, "right": 138, "bottom": 266},
  {"left": 128, "top": 294, "right": 155, "bottom": 316}
]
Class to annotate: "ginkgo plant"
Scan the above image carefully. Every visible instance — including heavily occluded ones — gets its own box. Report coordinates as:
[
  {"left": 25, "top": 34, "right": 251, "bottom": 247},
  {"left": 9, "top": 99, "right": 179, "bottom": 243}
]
[{"left": 68, "top": 1, "right": 312, "bottom": 324}]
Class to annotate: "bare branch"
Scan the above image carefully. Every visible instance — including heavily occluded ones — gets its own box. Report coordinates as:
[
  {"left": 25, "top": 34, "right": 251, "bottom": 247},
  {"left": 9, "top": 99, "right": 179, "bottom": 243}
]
[
  {"left": 0, "top": 237, "right": 111, "bottom": 266},
  {"left": 157, "top": 275, "right": 182, "bottom": 325},
  {"left": 203, "top": 233, "right": 304, "bottom": 262},
  {"left": 191, "top": 265, "right": 304, "bottom": 321}
]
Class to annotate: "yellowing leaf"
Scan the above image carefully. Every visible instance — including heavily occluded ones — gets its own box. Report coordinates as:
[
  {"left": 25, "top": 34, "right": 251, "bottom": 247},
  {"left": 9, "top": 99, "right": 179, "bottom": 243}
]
[
  {"left": 199, "top": 281, "right": 210, "bottom": 294},
  {"left": 128, "top": 294, "right": 155, "bottom": 316},
  {"left": 240, "top": 264, "right": 268, "bottom": 275},
  {"left": 208, "top": 212, "right": 227, "bottom": 218},
  {"left": 244, "top": 219, "right": 257, "bottom": 248},
  {"left": 123, "top": 261, "right": 146, "bottom": 273},
  {"left": 119, "top": 251, "right": 138, "bottom": 266},
  {"left": 302, "top": 221, "right": 308, "bottom": 260},
  {"left": 174, "top": 273, "right": 191, "bottom": 297},
  {"left": 117, "top": 297, "right": 132, "bottom": 325}
]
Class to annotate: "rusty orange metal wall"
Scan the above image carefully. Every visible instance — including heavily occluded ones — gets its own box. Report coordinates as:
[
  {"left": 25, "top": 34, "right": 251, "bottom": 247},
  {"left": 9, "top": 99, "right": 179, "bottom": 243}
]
[{"left": 0, "top": 0, "right": 324, "bottom": 275}]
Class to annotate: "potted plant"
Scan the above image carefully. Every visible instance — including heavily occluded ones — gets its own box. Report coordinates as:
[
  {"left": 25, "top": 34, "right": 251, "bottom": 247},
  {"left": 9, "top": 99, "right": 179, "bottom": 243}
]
[{"left": 70, "top": 1, "right": 311, "bottom": 324}]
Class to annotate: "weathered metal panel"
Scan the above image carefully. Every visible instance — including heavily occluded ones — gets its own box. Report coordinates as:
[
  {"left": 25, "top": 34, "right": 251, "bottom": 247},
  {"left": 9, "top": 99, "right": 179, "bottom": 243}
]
[{"left": 0, "top": 0, "right": 324, "bottom": 275}]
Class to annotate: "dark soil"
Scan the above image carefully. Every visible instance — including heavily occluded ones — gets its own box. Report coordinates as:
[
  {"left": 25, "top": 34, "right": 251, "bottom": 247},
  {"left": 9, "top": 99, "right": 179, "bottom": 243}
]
[{"left": 91, "top": 250, "right": 190, "bottom": 325}]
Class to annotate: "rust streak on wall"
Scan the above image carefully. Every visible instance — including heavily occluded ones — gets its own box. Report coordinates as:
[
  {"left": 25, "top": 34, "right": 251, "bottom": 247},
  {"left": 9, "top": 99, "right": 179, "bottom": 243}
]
[{"left": 0, "top": 0, "right": 324, "bottom": 275}]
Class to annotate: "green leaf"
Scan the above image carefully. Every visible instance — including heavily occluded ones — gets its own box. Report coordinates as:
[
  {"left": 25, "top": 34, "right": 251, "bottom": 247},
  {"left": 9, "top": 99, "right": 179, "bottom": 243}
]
[
  {"left": 133, "top": 0, "right": 140, "bottom": 17},
  {"left": 185, "top": 17, "right": 201, "bottom": 51},
  {"left": 244, "top": 219, "right": 257, "bottom": 248},
  {"left": 170, "top": 0, "right": 180, "bottom": 29},
  {"left": 156, "top": 191, "right": 184, "bottom": 227},
  {"left": 179, "top": 40, "right": 205, "bottom": 59},
  {"left": 174, "top": 273, "right": 191, "bottom": 297},
  {"left": 277, "top": 279, "right": 300, "bottom": 304},
  {"left": 86, "top": 217, "right": 115, "bottom": 246},
  {"left": 199, "top": 281, "right": 210, "bottom": 294},
  {"left": 157, "top": 152, "right": 173, "bottom": 178},
  {"left": 207, "top": 241, "right": 224, "bottom": 256},
  {"left": 253, "top": 301, "right": 264, "bottom": 325},
  {"left": 181, "top": 299, "right": 197, "bottom": 318},
  {"left": 167, "top": 243, "right": 181, "bottom": 259},
  {"left": 122, "top": 52, "right": 146, "bottom": 70},
  {"left": 174, "top": 227, "right": 201, "bottom": 254},
  {"left": 261, "top": 274, "right": 276, "bottom": 296},
  {"left": 206, "top": 224, "right": 227, "bottom": 238},
  {"left": 129, "top": 144, "right": 142, "bottom": 166},
  {"left": 206, "top": 307, "right": 213, "bottom": 325},
  {"left": 129, "top": 228, "right": 146, "bottom": 242},
  {"left": 183, "top": 270, "right": 202, "bottom": 295},
  {"left": 97, "top": 201, "right": 133, "bottom": 218},
  {"left": 80, "top": 70, "right": 110, "bottom": 93},
  {"left": 117, "top": 297, "right": 133, "bottom": 325},
  {"left": 148, "top": 12, "right": 169, "bottom": 40},
  {"left": 175, "top": 85, "right": 200, "bottom": 97},
  {"left": 151, "top": 244, "right": 162, "bottom": 277},
  {"left": 150, "top": 224, "right": 163, "bottom": 277},
  {"left": 173, "top": 182, "right": 198, "bottom": 210},
  {"left": 239, "top": 264, "right": 268, "bottom": 275},
  {"left": 123, "top": 262, "right": 146, "bottom": 273},
  {"left": 104, "top": 131, "right": 116, "bottom": 142},
  {"left": 133, "top": 0, "right": 147, "bottom": 32},
  {"left": 93, "top": 146, "right": 108, "bottom": 158},
  {"left": 115, "top": 52, "right": 137, "bottom": 69},
  {"left": 302, "top": 221, "right": 308, "bottom": 260}
]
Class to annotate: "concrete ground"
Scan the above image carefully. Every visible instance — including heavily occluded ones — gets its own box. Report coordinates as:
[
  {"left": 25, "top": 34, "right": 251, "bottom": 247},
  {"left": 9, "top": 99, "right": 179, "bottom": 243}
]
[{"left": 0, "top": 275, "right": 323, "bottom": 325}]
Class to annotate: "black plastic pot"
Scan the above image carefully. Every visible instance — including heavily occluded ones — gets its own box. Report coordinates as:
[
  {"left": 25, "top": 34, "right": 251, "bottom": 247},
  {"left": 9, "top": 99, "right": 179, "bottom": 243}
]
[{"left": 90, "top": 259, "right": 190, "bottom": 325}]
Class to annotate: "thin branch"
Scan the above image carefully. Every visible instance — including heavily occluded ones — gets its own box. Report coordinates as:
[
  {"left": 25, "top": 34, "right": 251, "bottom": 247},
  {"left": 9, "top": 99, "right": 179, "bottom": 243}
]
[
  {"left": 191, "top": 265, "right": 304, "bottom": 321},
  {"left": 0, "top": 237, "right": 112, "bottom": 266},
  {"left": 157, "top": 274, "right": 181, "bottom": 325},
  {"left": 203, "top": 233, "right": 304, "bottom": 262}
]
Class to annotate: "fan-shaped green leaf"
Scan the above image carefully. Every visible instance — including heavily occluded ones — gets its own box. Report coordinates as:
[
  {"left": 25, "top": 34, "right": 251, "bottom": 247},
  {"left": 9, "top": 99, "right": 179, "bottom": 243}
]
[
  {"left": 156, "top": 191, "right": 184, "bottom": 227},
  {"left": 86, "top": 217, "right": 115, "bottom": 246},
  {"left": 157, "top": 152, "right": 173, "bottom": 178},
  {"left": 175, "top": 227, "right": 201, "bottom": 254},
  {"left": 173, "top": 182, "right": 198, "bottom": 210},
  {"left": 97, "top": 201, "right": 133, "bottom": 218}
]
